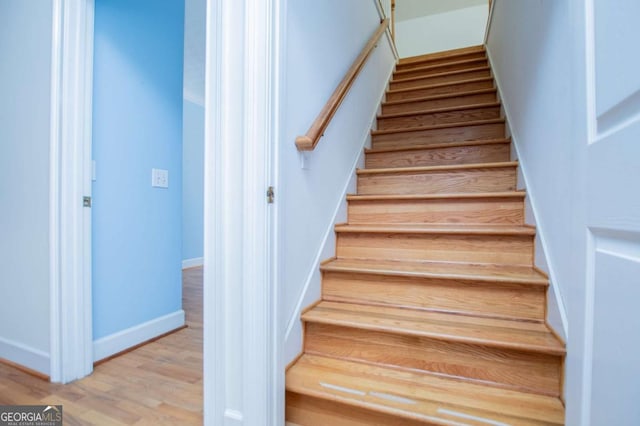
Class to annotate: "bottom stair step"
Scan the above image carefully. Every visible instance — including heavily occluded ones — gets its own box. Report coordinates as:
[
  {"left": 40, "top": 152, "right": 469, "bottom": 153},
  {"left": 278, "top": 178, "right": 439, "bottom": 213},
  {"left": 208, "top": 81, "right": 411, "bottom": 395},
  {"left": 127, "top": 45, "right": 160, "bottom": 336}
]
[{"left": 286, "top": 354, "right": 565, "bottom": 426}]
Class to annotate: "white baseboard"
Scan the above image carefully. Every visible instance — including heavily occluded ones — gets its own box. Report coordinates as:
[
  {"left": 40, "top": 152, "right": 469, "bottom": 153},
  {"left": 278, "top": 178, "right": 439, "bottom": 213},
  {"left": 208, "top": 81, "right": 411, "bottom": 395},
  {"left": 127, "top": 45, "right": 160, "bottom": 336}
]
[
  {"left": 182, "top": 257, "right": 204, "bottom": 269},
  {"left": 484, "top": 0, "right": 496, "bottom": 44},
  {"left": 0, "top": 336, "right": 50, "bottom": 376},
  {"left": 93, "top": 310, "right": 185, "bottom": 362}
]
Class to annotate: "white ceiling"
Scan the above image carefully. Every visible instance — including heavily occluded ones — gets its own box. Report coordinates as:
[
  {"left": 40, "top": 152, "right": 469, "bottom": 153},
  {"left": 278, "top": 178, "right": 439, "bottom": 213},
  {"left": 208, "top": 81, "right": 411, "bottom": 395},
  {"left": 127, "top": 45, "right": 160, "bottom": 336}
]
[
  {"left": 395, "top": 0, "right": 487, "bottom": 22},
  {"left": 182, "top": 0, "right": 489, "bottom": 102},
  {"left": 183, "top": 0, "right": 206, "bottom": 104}
]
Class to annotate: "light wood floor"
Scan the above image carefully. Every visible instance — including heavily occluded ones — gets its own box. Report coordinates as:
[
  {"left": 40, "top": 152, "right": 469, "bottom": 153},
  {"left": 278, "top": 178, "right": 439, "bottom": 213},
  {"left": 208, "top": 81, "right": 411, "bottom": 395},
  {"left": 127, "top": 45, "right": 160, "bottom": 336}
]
[{"left": 0, "top": 267, "right": 203, "bottom": 425}]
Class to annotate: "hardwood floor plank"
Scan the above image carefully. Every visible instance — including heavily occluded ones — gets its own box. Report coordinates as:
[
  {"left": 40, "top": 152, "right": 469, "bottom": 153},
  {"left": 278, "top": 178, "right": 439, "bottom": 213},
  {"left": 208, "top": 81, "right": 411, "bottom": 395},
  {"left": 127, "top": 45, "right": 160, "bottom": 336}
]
[{"left": 0, "top": 267, "right": 203, "bottom": 425}]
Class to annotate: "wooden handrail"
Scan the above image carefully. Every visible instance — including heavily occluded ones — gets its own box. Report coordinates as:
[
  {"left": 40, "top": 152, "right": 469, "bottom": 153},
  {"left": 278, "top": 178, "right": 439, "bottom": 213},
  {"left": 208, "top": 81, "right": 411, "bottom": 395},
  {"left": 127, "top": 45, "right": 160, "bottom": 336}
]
[{"left": 296, "top": 19, "right": 390, "bottom": 151}]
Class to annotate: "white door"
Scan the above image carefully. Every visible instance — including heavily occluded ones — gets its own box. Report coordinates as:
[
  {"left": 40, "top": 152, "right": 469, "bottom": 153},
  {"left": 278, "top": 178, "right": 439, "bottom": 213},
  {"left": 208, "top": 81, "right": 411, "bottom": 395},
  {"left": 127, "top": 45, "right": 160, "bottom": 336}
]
[{"left": 585, "top": 1, "right": 640, "bottom": 424}]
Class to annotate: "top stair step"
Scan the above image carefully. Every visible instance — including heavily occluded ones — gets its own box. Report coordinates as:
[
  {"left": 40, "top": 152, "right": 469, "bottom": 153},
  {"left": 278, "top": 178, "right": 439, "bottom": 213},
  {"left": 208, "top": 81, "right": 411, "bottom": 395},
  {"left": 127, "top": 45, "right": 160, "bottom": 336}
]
[
  {"left": 394, "top": 57, "right": 488, "bottom": 80},
  {"left": 397, "top": 45, "right": 486, "bottom": 71}
]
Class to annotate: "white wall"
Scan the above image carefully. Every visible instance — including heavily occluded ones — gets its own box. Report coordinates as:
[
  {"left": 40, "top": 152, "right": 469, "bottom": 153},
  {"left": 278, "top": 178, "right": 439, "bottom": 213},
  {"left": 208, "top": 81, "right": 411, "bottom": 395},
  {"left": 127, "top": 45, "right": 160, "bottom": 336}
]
[
  {"left": 0, "top": 0, "right": 54, "bottom": 374},
  {"left": 182, "top": 100, "right": 204, "bottom": 265},
  {"left": 182, "top": 0, "right": 206, "bottom": 267},
  {"left": 183, "top": 0, "right": 205, "bottom": 105},
  {"left": 486, "top": 0, "right": 589, "bottom": 424},
  {"left": 280, "top": 0, "right": 396, "bottom": 363},
  {"left": 396, "top": 4, "right": 488, "bottom": 58}
]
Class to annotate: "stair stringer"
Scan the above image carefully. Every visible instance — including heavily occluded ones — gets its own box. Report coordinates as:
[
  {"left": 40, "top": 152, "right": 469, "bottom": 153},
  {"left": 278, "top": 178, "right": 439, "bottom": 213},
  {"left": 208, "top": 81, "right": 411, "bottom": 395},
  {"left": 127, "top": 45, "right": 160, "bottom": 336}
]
[
  {"left": 486, "top": 45, "right": 569, "bottom": 344},
  {"left": 283, "top": 150, "right": 361, "bottom": 363},
  {"left": 284, "top": 106, "right": 388, "bottom": 364}
]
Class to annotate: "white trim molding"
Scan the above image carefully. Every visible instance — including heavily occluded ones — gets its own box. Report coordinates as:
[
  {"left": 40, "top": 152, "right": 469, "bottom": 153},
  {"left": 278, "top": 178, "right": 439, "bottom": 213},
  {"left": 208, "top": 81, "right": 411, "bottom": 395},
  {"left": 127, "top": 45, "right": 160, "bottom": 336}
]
[
  {"left": 242, "top": 0, "right": 279, "bottom": 423},
  {"left": 93, "top": 310, "right": 185, "bottom": 362},
  {"left": 204, "top": 0, "right": 281, "bottom": 424},
  {"left": 49, "top": 0, "right": 95, "bottom": 384},
  {"left": 182, "top": 257, "right": 204, "bottom": 269},
  {"left": 0, "top": 337, "right": 50, "bottom": 376},
  {"left": 484, "top": 0, "right": 496, "bottom": 44}
]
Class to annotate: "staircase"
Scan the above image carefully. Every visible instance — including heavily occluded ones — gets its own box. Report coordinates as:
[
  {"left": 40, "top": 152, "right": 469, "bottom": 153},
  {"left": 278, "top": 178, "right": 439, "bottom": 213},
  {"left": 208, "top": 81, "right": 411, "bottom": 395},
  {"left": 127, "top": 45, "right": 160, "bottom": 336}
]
[{"left": 286, "top": 45, "right": 566, "bottom": 426}]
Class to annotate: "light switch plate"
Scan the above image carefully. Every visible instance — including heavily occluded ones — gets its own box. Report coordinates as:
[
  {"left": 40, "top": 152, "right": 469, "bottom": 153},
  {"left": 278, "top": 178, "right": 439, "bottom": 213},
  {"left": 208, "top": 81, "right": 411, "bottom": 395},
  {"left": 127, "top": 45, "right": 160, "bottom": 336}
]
[{"left": 152, "top": 168, "right": 169, "bottom": 188}]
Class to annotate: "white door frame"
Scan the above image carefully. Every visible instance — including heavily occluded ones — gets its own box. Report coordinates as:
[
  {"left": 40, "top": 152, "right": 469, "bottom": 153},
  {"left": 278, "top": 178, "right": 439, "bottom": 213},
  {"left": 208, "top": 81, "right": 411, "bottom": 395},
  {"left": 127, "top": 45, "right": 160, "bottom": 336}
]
[
  {"left": 49, "top": 0, "right": 95, "bottom": 384},
  {"left": 52, "top": 0, "right": 283, "bottom": 422},
  {"left": 203, "top": 0, "right": 283, "bottom": 424}
]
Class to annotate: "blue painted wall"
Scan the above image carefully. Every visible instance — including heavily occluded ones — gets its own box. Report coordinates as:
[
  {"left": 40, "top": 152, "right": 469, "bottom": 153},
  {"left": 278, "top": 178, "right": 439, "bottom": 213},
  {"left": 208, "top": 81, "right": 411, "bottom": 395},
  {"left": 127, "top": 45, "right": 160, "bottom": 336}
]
[
  {"left": 182, "top": 100, "right": 204, "bottom": 262},
  {"left": 92, "top": 0, "right": 185, "bottom": 340}
]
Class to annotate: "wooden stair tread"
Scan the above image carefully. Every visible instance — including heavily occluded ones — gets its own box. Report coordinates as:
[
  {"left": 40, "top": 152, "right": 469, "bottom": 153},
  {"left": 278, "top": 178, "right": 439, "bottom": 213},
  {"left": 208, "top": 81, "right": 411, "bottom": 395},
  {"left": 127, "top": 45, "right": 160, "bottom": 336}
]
[
  {"left": 287, "top": 354, "right": 565, "bottom": 426},
  {"left": 391, "top": 66, "right": 491, "bottom": 84},
  {"left": 371, "top": 118, "right": 505, "bottom": 136},
  {"left": 302, "top": 301, "right": 565, "bottom": 355},
  {"left": 357, "top": 160, "right": 518, "bottom": 175},
  {"left": 387, "top": 77, "right": 494, "bottom": 95},
  {"left": 394, "top": 57, "right": 488, "bottom": 77},
  {"left": 288, "top": 42, "right": 566, "bottom": 424},
  {"left": 383, "top": 88, "right": 497, "bottom": 107},
  {"left": 377, "top": 102, "right": 501, "bottom": 120},
  {"left": 321, "top": 258, "right": 548, "bottom": 285},
  {"left": 397, "top": 45, "right": 485, "bottom": 66},
  {"left": 347, "top": 191, "right": 525, "bottom": 201},
  {"left": 366, "top": 138, "right": 510, "bottom": 154},
  {"left": 335, "top": 223, "right": 535, "bottom": 236}
]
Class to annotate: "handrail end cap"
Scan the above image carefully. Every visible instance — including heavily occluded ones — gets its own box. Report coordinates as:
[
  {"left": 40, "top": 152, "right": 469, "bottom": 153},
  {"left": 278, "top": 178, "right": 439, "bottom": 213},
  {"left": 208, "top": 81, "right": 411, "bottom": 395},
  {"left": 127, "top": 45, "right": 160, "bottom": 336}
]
[{"left": 295, "top": 135, "right": 315, "bottom": 151}]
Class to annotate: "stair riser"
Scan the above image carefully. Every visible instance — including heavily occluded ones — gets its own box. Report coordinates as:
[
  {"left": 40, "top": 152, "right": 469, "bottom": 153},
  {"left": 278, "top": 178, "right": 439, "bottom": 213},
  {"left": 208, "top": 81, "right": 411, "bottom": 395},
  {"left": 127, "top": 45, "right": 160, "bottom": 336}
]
[
  {"left": 382, "top": 91, "right": 497, "bottom": 115},
  {"left": 394, "top": 59, "right": 488, "bottom": 80},
  {"left": 372, "top": 122, "right": 506, "bottom": 150},
  {"left": 366, "top": 142, "right": 510, "bottom": 167},
  {"left": 347, "top": 197, "right": 524, "bottom": 225},
  {"left": 304, "top": 323, "right": 562, "bottom": 397},
  {"left": 397, "top": 52, "right": 487, "bottom": 71},
  {"left": 357, "top": 167, "right": 517, "bottom": 195},
  {"left": 336, "top": 232, "right": 534, "bottom": 265},
  {"left": 390, "top": 68, "right": 491, "bottom": 90},
  {"left": 387, "top": 80, "right": 494, "bottom": 102},
  {"left": 322, "top": 271, "right": 546, "bottom": 320},
  {"left": 377, "top": 106, "right": 501, "bottom": 130},
  {"left": 287, "top": 392, "right": 427, "bottom": 426}
]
